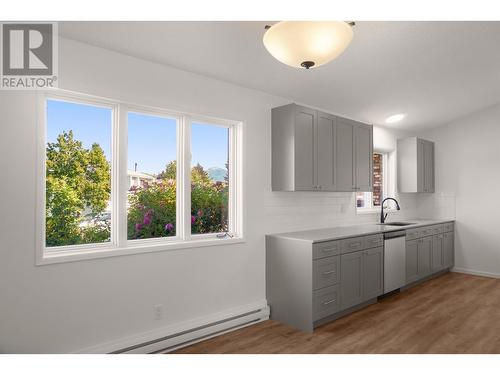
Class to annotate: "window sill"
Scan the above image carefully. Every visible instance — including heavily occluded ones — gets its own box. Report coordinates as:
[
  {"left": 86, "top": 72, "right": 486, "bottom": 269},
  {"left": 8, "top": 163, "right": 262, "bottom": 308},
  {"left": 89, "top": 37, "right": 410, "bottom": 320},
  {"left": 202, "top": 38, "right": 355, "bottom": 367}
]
[{"left": 37, "top": 236, "right": 245, "bottom": 266}]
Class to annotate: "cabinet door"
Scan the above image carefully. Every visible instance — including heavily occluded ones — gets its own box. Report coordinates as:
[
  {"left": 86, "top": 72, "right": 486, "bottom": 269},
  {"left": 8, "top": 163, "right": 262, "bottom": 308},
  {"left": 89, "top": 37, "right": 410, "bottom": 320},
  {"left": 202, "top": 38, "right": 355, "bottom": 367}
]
[
  {"left": 417, "top": 139, "right": 426, "bottom": 192},
  {"left": 406, "top": 239, "right": 419, "bottom": 284},
  {"left": 424, "top": 141, "right": 435, "bottom": 193},
  {"left": 363, "top": 247, "right": 384, "bottom": 300},
  {"left": 340, "top": 252, "right": 363, "bottom": 310},
  {"left": 417, "top": 237, "right": 432, "bottom": 277},
  {"left": 431, "top": 234, "right": 444, "bottom": 271},
  {"left": 354, "top": 123, "right": 373, "bottom": 192},
  {"left": 335, "top": 118, "right": 354, "bottom": 191},
  {"left": 316, "top": 112, "right": 335, "bottom": 191},
  {"left": 443, "top": 232, "right": 454, "bottom": 268},
  {"left": 294, "top": 106, "right": 316, "bottom": 191}
]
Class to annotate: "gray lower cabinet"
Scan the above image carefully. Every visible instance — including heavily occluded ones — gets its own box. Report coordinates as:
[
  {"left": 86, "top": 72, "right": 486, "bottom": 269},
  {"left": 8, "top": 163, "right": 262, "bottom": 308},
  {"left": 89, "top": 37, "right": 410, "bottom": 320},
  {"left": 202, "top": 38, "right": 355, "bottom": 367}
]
[
  {"left": 431, "top": 234, "right": 444, "bottom": 271},
  {"left": 340, "top": 246, "right": 383, "bottom": 310},
  {"left": 362, "top": 247, "right": 384, "bottom": 300},
  {"left": 340, "top": 252, "right": 363, "bottom": 309},
  {"left": 405, "top": 222, "right": 455, "bottom": 286},
  {"left": 406, "top": 239, "right": 419, "bottom": 284},
  {"left": 266, "top": 222, "right": 454, "bottom": 333},
  {"left": 266, "top": 232, "right": 383, "bottom": 332},
  {"left": 443, "top": 232, "right": 454, "bottom": 268},
  {"left": 417, "top": 236, "right": 432, "bottom": 278}
]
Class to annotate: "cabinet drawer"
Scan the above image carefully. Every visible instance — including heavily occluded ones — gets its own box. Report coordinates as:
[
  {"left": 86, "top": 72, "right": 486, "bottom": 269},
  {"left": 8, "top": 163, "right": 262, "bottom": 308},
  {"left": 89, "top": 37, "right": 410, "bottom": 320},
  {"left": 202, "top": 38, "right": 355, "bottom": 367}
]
[
  {"left": 406, "top": 229, "right": 419, "bottom": 241},
  {"left": 420, "top": 226, "right": 434, "bottom": 237},
  {"left": 444, "top": 222, "right": 454, "bottom": 233},
  {"left": 364, "top": 234, "right": 383, "bottom": 249},
  {"left": 313, "top": 285, "right": 340, "bottom": 320},
  {"left": 313, "top": 240, "right": 342, "bottom": 259},
  {"left": 342, "top": 237, "right": 365, "bottom": 254},
  {"left": 313, "top": 256, "right": 340, "bottom": 290}
]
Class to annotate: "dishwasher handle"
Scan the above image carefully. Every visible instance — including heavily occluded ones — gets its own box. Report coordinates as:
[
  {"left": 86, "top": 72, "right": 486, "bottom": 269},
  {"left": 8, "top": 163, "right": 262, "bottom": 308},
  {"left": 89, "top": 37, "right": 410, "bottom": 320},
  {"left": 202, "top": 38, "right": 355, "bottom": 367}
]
[{"left": 384, "top": 230, "right": 406, "bottom": 239}]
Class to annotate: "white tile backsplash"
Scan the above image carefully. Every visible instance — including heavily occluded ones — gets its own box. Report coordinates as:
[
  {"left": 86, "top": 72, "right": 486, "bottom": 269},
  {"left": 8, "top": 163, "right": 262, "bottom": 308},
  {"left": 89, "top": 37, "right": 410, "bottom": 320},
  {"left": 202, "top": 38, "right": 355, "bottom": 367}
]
[{"left": 262, "top": 190, "right": 419, "bottom": 234}]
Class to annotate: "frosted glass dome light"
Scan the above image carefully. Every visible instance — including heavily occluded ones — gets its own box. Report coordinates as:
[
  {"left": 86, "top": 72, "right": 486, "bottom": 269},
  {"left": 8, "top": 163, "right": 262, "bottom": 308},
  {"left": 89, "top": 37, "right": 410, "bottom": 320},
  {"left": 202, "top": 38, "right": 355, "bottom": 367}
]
[{"left": 263, "top": 21, "right": 354, "bottom": 69}]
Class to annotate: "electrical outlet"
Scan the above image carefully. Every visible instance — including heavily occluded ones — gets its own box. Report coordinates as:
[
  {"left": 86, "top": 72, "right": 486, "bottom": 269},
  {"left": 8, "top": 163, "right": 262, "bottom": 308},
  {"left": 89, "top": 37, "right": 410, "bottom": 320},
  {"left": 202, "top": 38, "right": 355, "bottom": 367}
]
[{"left": 154, "top": 304, "right": 163, "bottom": 320}]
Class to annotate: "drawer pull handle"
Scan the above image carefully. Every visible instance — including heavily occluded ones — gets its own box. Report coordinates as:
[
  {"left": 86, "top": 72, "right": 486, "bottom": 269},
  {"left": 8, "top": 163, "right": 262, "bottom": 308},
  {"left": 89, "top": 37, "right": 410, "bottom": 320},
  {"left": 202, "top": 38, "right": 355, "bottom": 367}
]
[
  {"left": 323, "top": 299, "right": 337, "bottom": 305},
  {"left": 322, "top": 270, "right": 336, "bottom": 275},
  {"left": 322, "top": 248, "right": 336, "bottom": 253},
  {"left": 349, "top": 242, "right": 361, "bottom": 248}
]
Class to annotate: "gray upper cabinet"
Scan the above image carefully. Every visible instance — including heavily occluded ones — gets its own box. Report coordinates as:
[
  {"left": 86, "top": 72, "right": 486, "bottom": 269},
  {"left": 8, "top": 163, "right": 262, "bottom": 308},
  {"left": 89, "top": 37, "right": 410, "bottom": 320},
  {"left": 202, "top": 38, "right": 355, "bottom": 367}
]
[
  {"left": 335, "top": 118, "right": 373, "bottom": 192},
  {"left": 423, "top": 140, "right": 435, "bottom": 192},
  {"left": 354, "top": 123, "right": 373, "bottom": 192},
  {"left": 397, "top": 137, "right": 435, "bottom": 193},
  {"left": 293, "top": 107, "right": 316, "bottom": 191},
  {"left": 272, "top": 104, "right": 373, "bottom": 192},
  {"left": 316, "top": 112, "right": 336, "bottom": 191},
  {"left": 272, "top": 104, "right": 315, "bottom": 191},
  {"left": 335, "top": 117, "right": 354, "bottom": 191}
]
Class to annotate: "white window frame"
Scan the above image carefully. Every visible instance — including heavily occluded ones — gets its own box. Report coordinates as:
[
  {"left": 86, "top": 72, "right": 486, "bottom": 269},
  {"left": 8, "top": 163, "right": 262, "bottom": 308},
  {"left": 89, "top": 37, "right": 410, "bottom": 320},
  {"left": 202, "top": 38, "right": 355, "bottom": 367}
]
[
  {"left": 356, "top": 151, "right": 389, "bottom": 214},
  {"left": 36, "top": 90, "right": 244, "bottom": 265}
]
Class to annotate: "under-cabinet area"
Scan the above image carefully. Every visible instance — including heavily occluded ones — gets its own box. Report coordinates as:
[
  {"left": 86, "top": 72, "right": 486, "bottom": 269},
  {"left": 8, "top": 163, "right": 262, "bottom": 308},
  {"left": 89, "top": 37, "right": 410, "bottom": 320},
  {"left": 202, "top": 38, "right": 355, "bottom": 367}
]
[
  {"left": 271, "top": 104, "right": 373, "bottom": 192},
  {"left": 266, "top": 220, "right": 454, "bottom": 332}
]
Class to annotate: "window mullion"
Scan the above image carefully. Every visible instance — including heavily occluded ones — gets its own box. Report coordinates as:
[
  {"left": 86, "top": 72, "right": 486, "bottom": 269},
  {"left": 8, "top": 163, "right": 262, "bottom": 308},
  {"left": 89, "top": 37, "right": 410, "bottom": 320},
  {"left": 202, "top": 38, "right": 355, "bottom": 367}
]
[
  {"left": 179, "top": 116, "right": 192, "bottom": 240},
  {"left": 117, "top": 104, "right": 128, "bottom": 247},
  {"left": 228, "top": 124, "right": 238, "bottom": 235}
]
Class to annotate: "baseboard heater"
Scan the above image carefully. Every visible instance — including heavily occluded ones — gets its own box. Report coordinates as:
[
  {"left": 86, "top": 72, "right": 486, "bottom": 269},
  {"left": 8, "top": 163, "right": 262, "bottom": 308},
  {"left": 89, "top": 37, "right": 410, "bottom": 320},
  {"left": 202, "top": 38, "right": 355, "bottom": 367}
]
[{"left": 111, "top": 306, "right": 269, "bottom": 354}]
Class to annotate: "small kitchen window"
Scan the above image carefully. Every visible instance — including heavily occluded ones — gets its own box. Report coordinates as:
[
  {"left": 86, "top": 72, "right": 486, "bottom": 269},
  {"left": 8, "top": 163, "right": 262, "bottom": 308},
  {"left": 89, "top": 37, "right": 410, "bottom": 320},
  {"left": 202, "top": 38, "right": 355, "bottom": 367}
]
[{"left": 356, "top": 152, "right": 388, "bottom": 212}]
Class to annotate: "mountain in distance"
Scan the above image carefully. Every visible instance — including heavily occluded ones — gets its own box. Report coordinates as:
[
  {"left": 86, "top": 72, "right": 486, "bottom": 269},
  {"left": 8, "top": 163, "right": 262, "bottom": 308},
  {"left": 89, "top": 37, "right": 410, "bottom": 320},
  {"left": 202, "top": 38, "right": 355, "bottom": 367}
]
[{"left": 207, "top": 167, "right": 228, "bottom": 182}]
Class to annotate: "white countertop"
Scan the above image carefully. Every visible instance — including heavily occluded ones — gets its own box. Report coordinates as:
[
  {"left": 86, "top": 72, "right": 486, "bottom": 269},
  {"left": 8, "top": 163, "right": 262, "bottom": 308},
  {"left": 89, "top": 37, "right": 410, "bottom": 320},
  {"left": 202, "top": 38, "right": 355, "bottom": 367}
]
[{"left": 266, "top": 219, "right": 454, "bottom": 243}]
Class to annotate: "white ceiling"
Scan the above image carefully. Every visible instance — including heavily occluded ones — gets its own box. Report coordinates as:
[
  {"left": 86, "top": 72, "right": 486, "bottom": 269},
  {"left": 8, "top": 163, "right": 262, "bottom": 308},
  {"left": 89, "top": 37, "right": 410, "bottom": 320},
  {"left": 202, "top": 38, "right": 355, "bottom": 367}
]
[{"left": 60, "top": 21, "right": 500, "bottom": 130}]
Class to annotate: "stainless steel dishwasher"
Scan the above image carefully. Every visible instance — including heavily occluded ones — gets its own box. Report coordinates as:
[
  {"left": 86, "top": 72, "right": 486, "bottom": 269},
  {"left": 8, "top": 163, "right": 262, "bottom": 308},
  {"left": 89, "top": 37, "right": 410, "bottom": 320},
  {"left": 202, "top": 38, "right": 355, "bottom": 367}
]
[{"left": 384, "top": 230, "right": 406, "bottom": 293}]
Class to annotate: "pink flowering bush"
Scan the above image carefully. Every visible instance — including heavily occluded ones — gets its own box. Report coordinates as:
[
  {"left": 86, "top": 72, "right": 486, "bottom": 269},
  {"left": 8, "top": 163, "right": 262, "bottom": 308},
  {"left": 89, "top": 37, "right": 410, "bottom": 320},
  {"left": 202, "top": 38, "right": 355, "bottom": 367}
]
[{"left": 127, "top": 164, "right": 228, "bottom": 239}]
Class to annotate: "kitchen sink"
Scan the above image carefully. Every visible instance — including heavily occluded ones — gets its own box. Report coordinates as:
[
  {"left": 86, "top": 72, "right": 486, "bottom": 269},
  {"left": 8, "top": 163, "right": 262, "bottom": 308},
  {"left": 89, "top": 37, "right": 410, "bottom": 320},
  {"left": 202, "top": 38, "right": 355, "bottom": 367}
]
[{"left": 379, "top": 222, "right": 416, "bottom": 226}]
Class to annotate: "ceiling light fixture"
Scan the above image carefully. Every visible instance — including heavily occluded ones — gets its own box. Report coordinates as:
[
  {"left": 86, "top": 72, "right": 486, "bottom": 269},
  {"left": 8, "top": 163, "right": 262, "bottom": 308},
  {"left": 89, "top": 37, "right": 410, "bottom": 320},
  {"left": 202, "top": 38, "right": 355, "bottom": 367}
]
[
  {"left": 263, "top": 21, "right": 355, "bottom": 69},
  {"left": 385, "top": 114, "right": 406, "bottom": 124}
]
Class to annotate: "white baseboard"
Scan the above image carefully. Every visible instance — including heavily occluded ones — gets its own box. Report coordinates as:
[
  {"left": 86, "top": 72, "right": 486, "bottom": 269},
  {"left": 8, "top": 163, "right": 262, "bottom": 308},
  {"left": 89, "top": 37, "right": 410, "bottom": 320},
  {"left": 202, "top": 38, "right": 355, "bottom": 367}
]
[
  {"left": 74, "top": 300, "right": 269, "bottom": 354},
  {"left": 452, "top": 267, "right": 500, "bottom": 279}
]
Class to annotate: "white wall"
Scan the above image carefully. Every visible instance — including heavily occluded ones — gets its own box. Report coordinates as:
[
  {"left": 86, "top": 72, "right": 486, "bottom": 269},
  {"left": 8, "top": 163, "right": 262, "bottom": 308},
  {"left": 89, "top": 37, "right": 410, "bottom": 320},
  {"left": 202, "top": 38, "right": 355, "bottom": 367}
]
[
  {"left": 0, "top": 38, "right": 415, "bottom": 353},
  {"left": 416, "top": 103, "right": 500, "bottom": 278}
]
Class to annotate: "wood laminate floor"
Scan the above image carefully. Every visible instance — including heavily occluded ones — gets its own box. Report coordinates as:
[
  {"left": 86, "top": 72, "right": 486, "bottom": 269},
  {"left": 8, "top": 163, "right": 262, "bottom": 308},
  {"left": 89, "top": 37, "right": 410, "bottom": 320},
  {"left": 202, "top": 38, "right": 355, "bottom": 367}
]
[{"left": 173, "top": 272, "right": 500, "bottom": 354}]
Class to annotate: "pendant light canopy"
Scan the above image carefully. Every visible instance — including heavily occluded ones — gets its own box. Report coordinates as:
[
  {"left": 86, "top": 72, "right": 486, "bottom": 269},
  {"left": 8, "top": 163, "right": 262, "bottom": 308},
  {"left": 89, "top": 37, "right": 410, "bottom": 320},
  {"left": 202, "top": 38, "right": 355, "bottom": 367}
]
[{"left": 263, "top": 21, "right": 354, "bottom": 69}]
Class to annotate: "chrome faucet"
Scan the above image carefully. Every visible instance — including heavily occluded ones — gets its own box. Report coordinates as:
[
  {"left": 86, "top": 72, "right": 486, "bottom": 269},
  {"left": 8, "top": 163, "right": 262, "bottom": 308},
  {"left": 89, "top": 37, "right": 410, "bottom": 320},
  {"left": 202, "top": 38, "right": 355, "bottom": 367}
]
[{"left": 380, "top": 197, "right": 401, "bottom": 224}]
